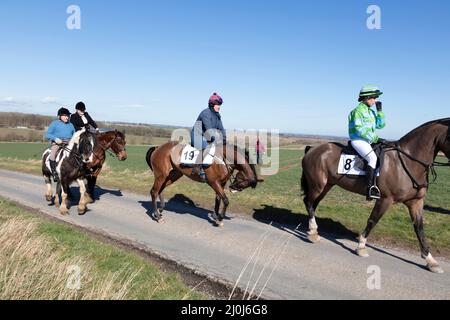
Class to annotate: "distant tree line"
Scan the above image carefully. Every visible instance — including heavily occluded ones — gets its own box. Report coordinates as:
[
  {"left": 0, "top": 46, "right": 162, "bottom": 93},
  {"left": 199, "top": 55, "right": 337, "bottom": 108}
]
[{"left": 0, "top": 112, "right": 173, "bottom": 138}]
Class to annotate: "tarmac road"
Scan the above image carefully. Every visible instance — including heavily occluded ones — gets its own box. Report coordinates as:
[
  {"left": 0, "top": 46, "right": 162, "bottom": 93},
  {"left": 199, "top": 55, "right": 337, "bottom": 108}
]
[{"left": 0, "top": 169, "right": 449, "bottom": 299}]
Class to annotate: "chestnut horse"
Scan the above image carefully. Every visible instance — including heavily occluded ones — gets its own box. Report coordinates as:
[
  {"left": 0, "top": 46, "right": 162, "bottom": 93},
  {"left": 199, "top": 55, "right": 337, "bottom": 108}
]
[
  {"left": 301, "top": 118, "right": 450, "bottom": 273},
  {"left": 85, "top": 130, "right": 127, "bottom": 201},
  {"left": 146, "top": 141, "right": 258, "bottom": 226}
]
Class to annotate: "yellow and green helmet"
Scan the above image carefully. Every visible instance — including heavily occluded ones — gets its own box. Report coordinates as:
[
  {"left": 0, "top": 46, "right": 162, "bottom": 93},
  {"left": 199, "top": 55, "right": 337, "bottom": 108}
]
[{"left": 359, "top": 85, "right": 383, "bottom": 101}]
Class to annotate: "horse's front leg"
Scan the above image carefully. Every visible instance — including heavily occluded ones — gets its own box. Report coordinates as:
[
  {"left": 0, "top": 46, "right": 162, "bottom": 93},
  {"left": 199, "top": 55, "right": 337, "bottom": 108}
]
[
  {"left": 406, "top": 198, "right": 443, "bottom": 273},
  {"left": 210, "top": 182, "right": 228, "bottom": 228},
  {"left": 59, "top": 182, "right": 70, "bottom": 215},
  {"left": 44, "top": 175, "right": 53, "bottom": 202},
  {"left": 86, "top": 175, "right": 96, "bottom": 203},
  {"left": 77, "top": 178, "right": 89, "bottom": 215},
  {"left": 356, "top": 197, "right": 392, "bottom": 257},
  {"left": 54, "top": 182, "right": 61, "bottom": 208}
]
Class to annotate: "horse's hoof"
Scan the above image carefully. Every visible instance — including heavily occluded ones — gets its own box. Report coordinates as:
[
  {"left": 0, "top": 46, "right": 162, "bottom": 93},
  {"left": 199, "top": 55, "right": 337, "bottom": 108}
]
[
  {"left": 157, "top": 218, "right": 166, "bottom": 224},
  {"left": 213, "top": 220, "right": 224, "bottom": 228},
  {"left": 356, "top": 248, "right": 370, "bottom": 258},
  {"left": 78, "top": 208, "right": 87, "bottom": 215},
  {"left": 427, "top": 264, "right": 444, "bottom": 274},
  {"left": 45, "top": 195, "right": 53, "bottom": 202},
  {"left": 307, "top": 233, "right": 321, "bottom": 243},
  {"left": 59, "top": 210, "right": 69, "bottom": 216}
]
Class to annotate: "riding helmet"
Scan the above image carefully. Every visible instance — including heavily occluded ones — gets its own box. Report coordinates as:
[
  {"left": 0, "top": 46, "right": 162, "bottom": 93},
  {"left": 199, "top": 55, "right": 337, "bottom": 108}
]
[
  {"left": 208, "top": 93, "right": 223, "bottom": 106},
  {"left": 57, "top": 107, "right": 71, "bottom": 117},
  {"left": 75, "top": 101, "right": 86, "bottom": 111},
  {"left": 359, "top": 85, "right": 383, "bottom": 101}
]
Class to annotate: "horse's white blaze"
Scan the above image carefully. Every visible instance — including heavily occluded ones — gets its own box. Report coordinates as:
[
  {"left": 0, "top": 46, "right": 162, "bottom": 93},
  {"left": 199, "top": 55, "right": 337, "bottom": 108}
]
[{"left": 358, "top": 236, "right": 368, "bottom": 249}]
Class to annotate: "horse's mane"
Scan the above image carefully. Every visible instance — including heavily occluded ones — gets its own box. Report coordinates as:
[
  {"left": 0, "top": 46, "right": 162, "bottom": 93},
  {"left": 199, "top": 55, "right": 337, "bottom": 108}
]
[
  {"left": 229, "top": 144, "right": 257, "bottom": 178},
  {"left": 400, "top": 117, "right": 450, "bottom": 142}
]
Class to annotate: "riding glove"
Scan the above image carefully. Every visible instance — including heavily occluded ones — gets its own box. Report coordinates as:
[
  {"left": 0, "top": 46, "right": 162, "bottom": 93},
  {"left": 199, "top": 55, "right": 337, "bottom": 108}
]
[{"left": 376, "top": 101, "right": 383, "bottom": 112}]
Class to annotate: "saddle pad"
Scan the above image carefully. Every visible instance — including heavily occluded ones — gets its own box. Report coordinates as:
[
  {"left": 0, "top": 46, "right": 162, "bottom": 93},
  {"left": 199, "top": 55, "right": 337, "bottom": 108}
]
[
  {"left": 180, "top": 144, "right": 215, "bottom": 165},
  {"left": 337, "top": 154, "right": 379, "bottom": 176}
]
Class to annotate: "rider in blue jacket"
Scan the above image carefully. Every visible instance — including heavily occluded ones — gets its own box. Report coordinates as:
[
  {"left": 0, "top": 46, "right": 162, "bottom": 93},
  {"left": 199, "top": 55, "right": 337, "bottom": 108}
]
[
  {"left": 190, "top": 93, "right": 226, "bottom": 179},
  {"left": 46, "top": 107, "right": 75, "bottom": 182}
]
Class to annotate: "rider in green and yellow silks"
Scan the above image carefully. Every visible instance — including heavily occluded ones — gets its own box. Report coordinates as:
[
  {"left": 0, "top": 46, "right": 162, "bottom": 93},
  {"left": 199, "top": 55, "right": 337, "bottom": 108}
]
[{"left": 348, "top": 85, "right": 386, "bottom": 200}]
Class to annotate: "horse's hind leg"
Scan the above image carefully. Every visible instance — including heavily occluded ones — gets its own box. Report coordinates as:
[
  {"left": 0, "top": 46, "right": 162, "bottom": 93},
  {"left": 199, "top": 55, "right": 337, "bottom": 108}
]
[
  {"left": 304, "top": 184, "right": 332, "bottom": 243},
  {"left": 356, "top": 197, "right": 392, "bottom": 257},
  {"left": 158, "top": 170, "right": 183, "bottom": 214},
  {"left": 406, "top": 199, "right": 443, "bottom": 273},
  {"left": 150, "top": 176, "right": 166, "bottom": 222}
]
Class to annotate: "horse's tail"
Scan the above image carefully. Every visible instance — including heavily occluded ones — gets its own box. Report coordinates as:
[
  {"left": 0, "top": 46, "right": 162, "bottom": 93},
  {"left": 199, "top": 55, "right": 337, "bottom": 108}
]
[
  {"left": 301, "top": 145, "right": 312, "bottom": 196},
  {"left": 146, "top": 146, "right": 157, "bottom": 171}
]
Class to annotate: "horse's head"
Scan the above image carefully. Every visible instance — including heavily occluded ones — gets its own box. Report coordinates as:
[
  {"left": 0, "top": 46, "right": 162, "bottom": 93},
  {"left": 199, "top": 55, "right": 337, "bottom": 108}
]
[
  {"left": 78, "top": 131, "right": 96, "bottom": 164},
  {"left": 228, "top": 146, "right": 258, "bottom": 192},
  {"left": 110, "top": 130, "right": 127, "bottom": 161}
]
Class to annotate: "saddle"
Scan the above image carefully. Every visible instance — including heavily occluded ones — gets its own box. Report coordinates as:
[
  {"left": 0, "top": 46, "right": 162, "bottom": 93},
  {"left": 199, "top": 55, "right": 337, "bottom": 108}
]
[{"left": 335, "top": 141, "right": 386, "bottom": 175}]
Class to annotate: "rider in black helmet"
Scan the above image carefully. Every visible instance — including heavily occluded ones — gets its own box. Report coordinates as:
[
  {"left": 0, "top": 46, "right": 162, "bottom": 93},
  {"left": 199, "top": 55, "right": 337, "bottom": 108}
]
[
  {"left": 45, "top": 107, "right": 76, "bottom": 182},
  {"left": 70, "top": 101, "right": 99, "bottom": 132}
]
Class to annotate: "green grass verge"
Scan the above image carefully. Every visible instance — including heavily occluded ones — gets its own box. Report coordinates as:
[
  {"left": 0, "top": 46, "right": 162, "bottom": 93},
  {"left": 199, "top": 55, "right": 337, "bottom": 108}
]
[{"left": 0, "top": 197, "right": 206, "bottom": 300}]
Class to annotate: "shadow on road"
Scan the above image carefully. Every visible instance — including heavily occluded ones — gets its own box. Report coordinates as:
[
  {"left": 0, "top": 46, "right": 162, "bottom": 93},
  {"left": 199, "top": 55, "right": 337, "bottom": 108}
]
[
  {"left": 139, "top": 194, "right": 231, "bottom": 226},
  {"left": 92, "top": 186, "right": 123, "bottom": 201},
  {"left": 253, "top": 204, "right": 427, "bottom": 271}
]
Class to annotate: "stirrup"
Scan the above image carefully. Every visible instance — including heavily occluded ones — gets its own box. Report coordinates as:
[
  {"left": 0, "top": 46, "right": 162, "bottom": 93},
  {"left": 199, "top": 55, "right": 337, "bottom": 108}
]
[{"left": 368, "top": 185, "right": 381, "bottom": 200}]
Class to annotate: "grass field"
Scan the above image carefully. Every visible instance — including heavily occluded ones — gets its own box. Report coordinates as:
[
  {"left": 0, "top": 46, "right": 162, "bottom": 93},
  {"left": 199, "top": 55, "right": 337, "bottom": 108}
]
[
  {"left": 0, "top": 142, "right": 449, "bottom": 257},
  {"left": 0, "top": 198, "right": 205, "bottom": 300}
]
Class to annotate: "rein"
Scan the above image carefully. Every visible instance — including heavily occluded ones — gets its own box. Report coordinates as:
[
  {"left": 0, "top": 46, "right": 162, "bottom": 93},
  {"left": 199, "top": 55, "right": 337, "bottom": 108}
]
[{"left": 386, "top": 142, "right": 440, "bottom": 189}]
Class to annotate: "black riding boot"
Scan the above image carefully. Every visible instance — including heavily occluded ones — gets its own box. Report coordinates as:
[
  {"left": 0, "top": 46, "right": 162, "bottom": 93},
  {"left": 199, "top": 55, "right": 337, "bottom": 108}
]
[
  {"left": 50, "top": 160, "right": 59, "bottom": 183},
  {"left": 366, "top": 166, "right": 381, "bottom": 200}
]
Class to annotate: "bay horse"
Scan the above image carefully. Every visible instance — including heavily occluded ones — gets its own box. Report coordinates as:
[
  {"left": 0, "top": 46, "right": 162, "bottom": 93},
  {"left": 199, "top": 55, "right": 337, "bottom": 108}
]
[
  {"left": 145, "top": 141, "right": 258, "bottom": 227},
  {"left": 85, "top": 130, "right": 127, "bottom": 202},
  {"left": 301, "top": 118, "right": 450, "bottom": 273},
  {"left": 42, "top": 129, "right": 97, "bottom": 215}
]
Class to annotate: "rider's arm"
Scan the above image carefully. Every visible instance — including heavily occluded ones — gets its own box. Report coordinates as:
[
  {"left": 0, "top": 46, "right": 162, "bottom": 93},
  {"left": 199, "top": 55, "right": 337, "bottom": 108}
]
[
  {"left": 375, "top": 110, "right": 386, "bottom": 129},
  {"left": 85, "top": 112, "right": 98, "bottom": 129},
  {"left": 218, "top": 118, "right": 227, "bottom": 142},
  {"left": 45, "top": 121, "right": 57, "bottom": 141}
]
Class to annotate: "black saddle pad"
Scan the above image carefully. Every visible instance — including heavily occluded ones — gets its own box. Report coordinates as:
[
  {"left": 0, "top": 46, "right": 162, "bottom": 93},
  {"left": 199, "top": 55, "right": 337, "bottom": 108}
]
[{"left": 333, "top": 141, "right": 386, "bottom": 171}]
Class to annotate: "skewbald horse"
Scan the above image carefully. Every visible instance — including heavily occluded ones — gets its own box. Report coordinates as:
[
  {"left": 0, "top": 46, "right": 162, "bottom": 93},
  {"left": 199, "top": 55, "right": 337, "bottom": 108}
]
[
  {"left": 42, "top": 129, "right": 97, "bottom": 215},
  {"left": 146, "top": 141, "right": 258, "bottom": 227},
  {"left": 301, "top": 118, "right": 450, "bottom": 273}
]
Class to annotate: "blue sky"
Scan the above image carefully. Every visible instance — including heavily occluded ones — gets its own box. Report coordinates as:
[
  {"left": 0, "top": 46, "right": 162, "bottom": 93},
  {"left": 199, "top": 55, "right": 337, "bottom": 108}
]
[{"left": 0, "top": 0, "right": 449, "bottom": 138}]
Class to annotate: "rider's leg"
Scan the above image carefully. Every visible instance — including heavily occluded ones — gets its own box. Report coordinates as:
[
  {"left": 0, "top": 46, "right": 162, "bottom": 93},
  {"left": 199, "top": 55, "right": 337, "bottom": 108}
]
[
  {"left": 191, "top": 132, "right": 208, "bottom": 179},
  {"left": 351, "top": 140, "right": 379, "bottom": 200},
  {"left": 49, "top": 143, "right": 60, "bottom": 182}
]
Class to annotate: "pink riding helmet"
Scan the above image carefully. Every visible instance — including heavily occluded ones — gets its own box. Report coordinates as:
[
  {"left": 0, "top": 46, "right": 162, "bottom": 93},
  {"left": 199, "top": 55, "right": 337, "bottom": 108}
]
[{"left": 209, "top": 93, "right": 223, "bottom": 106}]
